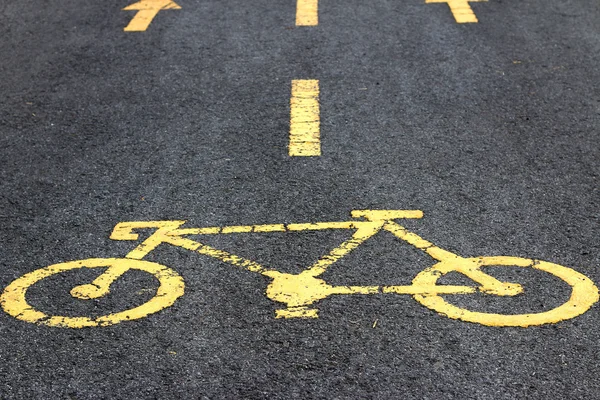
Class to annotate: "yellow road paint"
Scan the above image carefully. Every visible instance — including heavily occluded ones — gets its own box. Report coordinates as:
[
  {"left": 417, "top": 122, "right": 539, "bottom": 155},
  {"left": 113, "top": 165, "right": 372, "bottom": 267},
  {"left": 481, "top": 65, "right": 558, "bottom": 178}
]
[
  {"left": 0, "top": 259, "right": 183, "bottom": 328},
  {"left": 296, "top": 0, "right": 318, "bottom": 26},
  {"left": 276, "top": 306, "right": 319, "bottom": 318},
  {"left": 222, "top": 225, "right": 254, "bottom": 234},
  {"left": 123, "top": 0, "right": 181, "bottom": 32},
  {"left": 302, "top": 222, "right": 382, "bottom": 277},
  {"left": 425, "top": 0, "right": 486, "bottom": 23},
  {"left": 351, "top": 209, "right": 424, "bottom": 220},
  {"left": 2, "top": 210, "right": 598, "bottom": 328},
  {"left": 412, "top": 257, "right": 599, "bottom": 327},
  {"left": 253, "top": 224, "right": 287, "bottom": 233},
  {"left": 287, "top": 221, "right": 359, "bottom": 231},
  {"left": 290, "top": 80, "right": 320, "bottom": 156}
]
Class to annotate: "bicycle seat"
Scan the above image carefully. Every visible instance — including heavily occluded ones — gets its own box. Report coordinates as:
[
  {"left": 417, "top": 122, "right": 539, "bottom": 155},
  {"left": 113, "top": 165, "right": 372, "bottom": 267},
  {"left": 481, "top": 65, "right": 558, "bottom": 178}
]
[{"left": 351, "top": 210, "right": 423, "bottom": 221}]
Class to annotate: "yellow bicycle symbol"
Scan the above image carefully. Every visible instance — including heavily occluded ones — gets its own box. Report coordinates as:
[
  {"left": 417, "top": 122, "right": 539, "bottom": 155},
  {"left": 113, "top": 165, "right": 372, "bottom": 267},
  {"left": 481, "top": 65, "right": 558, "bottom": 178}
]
[{"left": 1, "top": 210, "right": 598, "bottom": 328}]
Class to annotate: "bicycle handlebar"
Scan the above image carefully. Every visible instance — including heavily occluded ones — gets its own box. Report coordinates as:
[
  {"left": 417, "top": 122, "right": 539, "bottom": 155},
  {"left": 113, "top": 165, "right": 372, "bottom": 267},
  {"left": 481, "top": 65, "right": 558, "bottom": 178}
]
[{"left": 110, "top": 221, "right": 186, "bottom": 241}]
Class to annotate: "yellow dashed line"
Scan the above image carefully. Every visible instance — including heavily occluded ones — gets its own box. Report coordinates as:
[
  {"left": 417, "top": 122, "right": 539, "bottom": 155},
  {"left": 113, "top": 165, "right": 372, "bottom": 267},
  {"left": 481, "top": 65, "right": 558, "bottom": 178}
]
[
  {"left": 289, "top": 79, "right": 321, "bottom": 157},
  {"left": 296, "top": 0, "right": 319, "bottom": 26}
]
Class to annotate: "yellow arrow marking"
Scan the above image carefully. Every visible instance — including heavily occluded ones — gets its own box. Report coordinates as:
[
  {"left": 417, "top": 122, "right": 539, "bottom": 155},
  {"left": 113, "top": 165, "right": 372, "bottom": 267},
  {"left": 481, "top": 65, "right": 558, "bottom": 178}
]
[
  {"left": 425, "top": 0, "right": 487, "bottom": 23},
  {"left": 123, "top": 0, "right": 181, "bottom": 32}
]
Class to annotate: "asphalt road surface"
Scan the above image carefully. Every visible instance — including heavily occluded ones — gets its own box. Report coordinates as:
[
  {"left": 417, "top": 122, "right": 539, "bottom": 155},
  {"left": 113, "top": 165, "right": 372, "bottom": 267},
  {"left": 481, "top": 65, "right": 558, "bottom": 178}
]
[{"left": 1, "top": 0, "right": 599, "bottom": 398}]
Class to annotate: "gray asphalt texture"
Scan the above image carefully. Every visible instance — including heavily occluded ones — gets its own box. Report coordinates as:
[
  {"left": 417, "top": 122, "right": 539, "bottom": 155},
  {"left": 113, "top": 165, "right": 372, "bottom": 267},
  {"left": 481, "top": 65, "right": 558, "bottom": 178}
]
[{"left": 1, "top": 0, "right": 600, "bottom": 398}]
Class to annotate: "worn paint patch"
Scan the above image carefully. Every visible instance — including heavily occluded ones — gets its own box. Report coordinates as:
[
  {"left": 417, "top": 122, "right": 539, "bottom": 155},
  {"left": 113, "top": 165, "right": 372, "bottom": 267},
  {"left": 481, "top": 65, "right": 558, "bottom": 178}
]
[
  {"left": 426, "top": 0, "right": 487, "bottom": 23},
  {"left": 290, "top": 79, "right": 320, "bottom": 156}
]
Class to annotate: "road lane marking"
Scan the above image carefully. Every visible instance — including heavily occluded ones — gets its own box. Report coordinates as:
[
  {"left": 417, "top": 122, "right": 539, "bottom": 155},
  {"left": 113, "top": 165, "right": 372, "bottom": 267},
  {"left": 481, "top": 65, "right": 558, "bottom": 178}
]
[
  {"left": 289, "top": 79, "right": 321, "bottom": 157},
  {"left": 425, "top": 0, "right": 487, "bottom": 23},
  {"left": 123, "top": 0, "right": 181, "bottom": 32},
  {"left": 296, "top": 0, "right": 319, "bottom": 26},
  {"left": 2, "top": 211, "right": 599, "bottom": 327}
]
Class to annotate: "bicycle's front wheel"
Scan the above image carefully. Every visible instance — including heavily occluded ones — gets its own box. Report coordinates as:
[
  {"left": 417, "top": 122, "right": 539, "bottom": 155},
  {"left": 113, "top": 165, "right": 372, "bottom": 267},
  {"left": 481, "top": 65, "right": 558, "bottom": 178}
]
[
  {"left": 0, "top": 258, "right": 184, "bottom": 328},
  {"left": 412, "top": 256, "right": 598, "bottom": 327}
]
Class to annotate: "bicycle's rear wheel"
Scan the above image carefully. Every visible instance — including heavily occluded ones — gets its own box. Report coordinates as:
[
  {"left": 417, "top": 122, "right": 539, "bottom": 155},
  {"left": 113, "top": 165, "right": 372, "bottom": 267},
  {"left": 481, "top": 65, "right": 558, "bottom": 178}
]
[
  {"left": 0, "top": 258, "right": 184, "bottom": 328},
  {"left": 412, "top": 256, "right": 598, "bottom": 327}
]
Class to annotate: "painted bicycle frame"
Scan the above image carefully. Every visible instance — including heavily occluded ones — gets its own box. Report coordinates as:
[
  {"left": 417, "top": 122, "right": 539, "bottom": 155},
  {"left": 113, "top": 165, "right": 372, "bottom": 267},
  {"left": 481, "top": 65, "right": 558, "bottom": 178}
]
[{"left": 2, "top": 210, "right": 598, "bottom": 328}]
